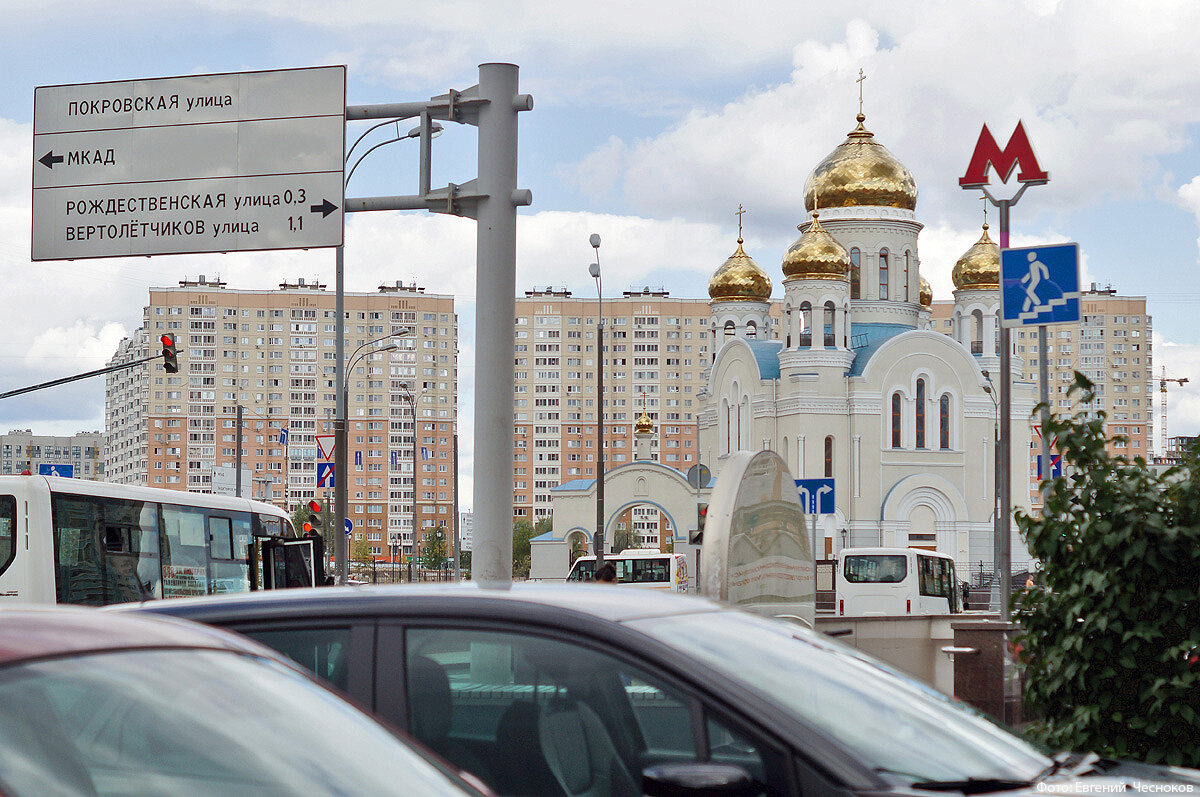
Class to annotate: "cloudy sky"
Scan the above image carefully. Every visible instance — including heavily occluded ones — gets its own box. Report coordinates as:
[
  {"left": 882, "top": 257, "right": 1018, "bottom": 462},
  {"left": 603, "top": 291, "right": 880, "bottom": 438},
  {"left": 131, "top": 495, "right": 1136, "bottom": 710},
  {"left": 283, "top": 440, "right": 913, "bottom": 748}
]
[{"left": 5, "top": 0, "right": 1200, "bottom": 504}]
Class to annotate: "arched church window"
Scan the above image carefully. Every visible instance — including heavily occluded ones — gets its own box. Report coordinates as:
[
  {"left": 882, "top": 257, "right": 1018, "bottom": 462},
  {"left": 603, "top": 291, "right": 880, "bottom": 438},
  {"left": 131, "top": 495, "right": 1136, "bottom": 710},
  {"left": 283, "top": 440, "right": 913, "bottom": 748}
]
[
  {"left": 891, "top": 392, "right": 902, "bottom": 448},
  {"left": 723, "top": 320, "right": 735, "bottom": 343},
  {"left": 971, "top": 309, "right": 984, "bottom": 355},
  {"left": 746, "top": 320, "right": 757, "bottom": 339},
  {"left": 823, "top": 302, "right": 835, "bottom": 347},
  {"left": 879, "top": 249, "right": 889, "bottom": 300},
  {"left": 723, "top": 399, "right": 731, "bottom": 455},
  {"left": 915, "top": 378, "right": 927, "bottom": 449},
  {"left": 939, "top": 393, "right": 951, "bottom": 450},
  {"left": 824, "top": 436, "right": 834, "bottom": 478},
  {"left": 904, "top": 252, "right": 911, "bottom": 302},
  {"left": 799, "top": 302, "right": 812, "bottom": 347},
  {"left": 850, "top": 248, "right": 861, "bottom": 300}
]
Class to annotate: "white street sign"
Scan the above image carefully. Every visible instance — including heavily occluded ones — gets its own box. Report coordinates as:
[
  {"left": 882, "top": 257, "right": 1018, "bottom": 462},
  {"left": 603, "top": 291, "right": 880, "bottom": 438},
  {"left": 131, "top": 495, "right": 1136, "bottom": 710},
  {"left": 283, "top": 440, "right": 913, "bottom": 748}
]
[{"left": 32, "top": 66, "right": 345, "bottom": 260}]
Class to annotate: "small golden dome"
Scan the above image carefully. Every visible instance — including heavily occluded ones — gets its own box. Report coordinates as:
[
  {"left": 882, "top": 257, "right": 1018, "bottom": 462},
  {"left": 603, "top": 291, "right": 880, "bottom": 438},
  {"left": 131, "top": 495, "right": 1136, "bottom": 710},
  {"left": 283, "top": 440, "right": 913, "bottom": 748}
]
[
  {"left": 635, "top": 411, "right": 653, "bottom": 434},
  {"left": 782, "top": 212, "right": 850, "bottom": 281},
  {"left": 708, "top": 238, "right": 772, "bottom": 302},
  {"left": 919, "top": 276, "right": 933, "bottom": 308},
  {"left": 951, "top": 223, "right": 1000, "bottom": 290},
  {"left": 803, "top": 114, "right": 917, "bottom": 212}
]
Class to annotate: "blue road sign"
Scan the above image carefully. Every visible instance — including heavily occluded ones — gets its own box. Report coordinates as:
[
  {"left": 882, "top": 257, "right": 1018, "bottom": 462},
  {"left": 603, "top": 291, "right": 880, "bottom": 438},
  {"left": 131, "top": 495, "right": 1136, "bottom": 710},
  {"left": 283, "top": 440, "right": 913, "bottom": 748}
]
[
  {"left": 1000, "top": 243, "right": 1081, "bottom": 327},
  {"left": 344, "top": 518, "right": 353, "bottom": 536},
  {"left": 795, "top": 478, "right": 835, "bottom": 515},
  {"left": 1037, "top": 454, "right": 1063, "bottom": 479},
  {"left": 316, "top": 462, "right": 335, "bottom": 488},
  {"left": 354, "top": 450, "right": 362, "bottom": 467},
  {"left": 38, "top": 463, "right": 74, "bottom": 478},
  {"left": 279, "top": 428, "right": 288, "bottom": 446}
]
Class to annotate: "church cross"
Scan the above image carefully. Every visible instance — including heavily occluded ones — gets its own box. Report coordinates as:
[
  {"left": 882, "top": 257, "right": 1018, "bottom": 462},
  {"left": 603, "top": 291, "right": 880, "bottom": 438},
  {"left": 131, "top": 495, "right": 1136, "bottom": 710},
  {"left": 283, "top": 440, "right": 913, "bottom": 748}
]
[{"left": 857, "top": 69, "right": 867, "bottom": 116}]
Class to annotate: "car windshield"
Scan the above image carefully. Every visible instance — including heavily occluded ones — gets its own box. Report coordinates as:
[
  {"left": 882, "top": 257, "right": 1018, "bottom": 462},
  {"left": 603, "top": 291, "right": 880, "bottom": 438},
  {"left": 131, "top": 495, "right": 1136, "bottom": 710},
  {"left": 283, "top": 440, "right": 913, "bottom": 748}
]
[
  {"left": 628, "top": 610, "right": 1051, "bottom": 785},
  {"left": 0, "top": 648, "right": 473, "bottom": 796}
]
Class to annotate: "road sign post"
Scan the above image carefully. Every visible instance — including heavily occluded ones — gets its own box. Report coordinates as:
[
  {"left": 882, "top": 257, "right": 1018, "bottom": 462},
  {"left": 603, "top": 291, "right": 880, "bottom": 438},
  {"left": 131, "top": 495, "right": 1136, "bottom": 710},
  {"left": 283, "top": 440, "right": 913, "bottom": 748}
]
[
  {"left": 32, "top": 66, "right": 345, "bottom": 260},
  {"left": 796, "top": 478, "right": 835, "bottom": 558}
]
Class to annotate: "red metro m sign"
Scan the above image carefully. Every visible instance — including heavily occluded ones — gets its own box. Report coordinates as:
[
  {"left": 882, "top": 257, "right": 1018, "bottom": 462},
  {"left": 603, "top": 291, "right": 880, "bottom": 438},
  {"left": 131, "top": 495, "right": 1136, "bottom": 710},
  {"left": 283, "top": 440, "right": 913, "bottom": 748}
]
[{"left": 959, "top": 121, "right": 1049, "bottom": 188}]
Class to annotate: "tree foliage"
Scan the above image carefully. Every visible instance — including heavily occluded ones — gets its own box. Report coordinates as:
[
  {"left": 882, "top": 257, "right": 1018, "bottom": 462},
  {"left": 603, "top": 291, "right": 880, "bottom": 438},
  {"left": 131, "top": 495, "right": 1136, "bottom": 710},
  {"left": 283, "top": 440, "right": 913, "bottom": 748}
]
[
  {"left": 1014, "top": 374, "right": 1200, "bottom": 765},
  {"left": 420, "top": 525, "right": 448, "bottom": 570},
  {"left": 512, "top": 517, "right": 552, "bottom": 579}
]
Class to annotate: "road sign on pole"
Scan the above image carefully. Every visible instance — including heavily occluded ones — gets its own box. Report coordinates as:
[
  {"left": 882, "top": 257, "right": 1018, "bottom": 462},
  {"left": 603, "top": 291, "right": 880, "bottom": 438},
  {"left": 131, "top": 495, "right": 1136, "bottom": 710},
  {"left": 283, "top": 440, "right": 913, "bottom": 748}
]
[
  {"left": 32, "top": 65, "right": 345, "bottom": 261},
  {"left": 344, "top": 518, "right": 353, "bottom": 536},
  {"left": 1000, "top": 243, "right": 1081, "bottom": 327},
  {"left": 315, "top": 434, "right": 336, "bottom": 461},
  {"left": 316, "top": 462, "right": 335, "bottom": 488},
  {"left": 686, "top": 463, "right": 711, "bottom": 490},
  {"left": 795, "top": 478, "right": 835, "bottom": 515},
  {"left": 37, "top": 464, "right": 74, "bottom": 478}
]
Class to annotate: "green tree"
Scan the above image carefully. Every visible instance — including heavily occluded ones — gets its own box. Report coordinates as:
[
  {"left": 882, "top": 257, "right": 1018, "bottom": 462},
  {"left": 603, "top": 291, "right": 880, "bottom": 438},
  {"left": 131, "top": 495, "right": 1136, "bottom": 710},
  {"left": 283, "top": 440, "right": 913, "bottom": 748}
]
[
  {"left": 1014, "top": 374, "right": 1200, "bottom": 766},
  {"left": 459, "top": 550, "right": 472, "bottom": 578},
  {"left": 420, "top": 525, "right": 448, "bottom": 570},
  {"left": 513, "top": 519, "right": 535, "bottom": 579},
  {"left": 612, "top": 527, "right": 632, "bottom": 553}
]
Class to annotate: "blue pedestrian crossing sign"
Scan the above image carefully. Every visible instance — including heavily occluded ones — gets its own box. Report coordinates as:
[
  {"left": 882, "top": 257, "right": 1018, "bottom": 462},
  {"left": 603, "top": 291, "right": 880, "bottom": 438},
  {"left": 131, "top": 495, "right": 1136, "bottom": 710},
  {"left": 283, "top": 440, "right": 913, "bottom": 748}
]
[
  {"left": 316, "top": 462, "right": 335, "bottom": 488},
  {"left": 795, "top": 478, "right": 835, "bottom": 515},
  {"left": 1000, "top": 243, "right": 1081, "bottom": 327},
  {"left": 38, "top": 464, "right": 74, "bottom": 478}
]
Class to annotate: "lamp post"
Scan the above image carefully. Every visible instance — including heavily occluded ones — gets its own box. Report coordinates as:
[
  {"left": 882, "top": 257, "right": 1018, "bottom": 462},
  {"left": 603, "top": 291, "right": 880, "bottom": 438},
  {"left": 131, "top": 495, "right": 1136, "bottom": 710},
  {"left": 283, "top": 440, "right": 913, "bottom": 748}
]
[
  {"left": 589, "top": 233, "right": 606, "bottom": 569},
  {"left": 981, "top": 370, "right": 1002, "bottom": 612},
  {"left": 336, "top": 328, "right": 412, "bottom": 584},
  {"left": 401, "top": 385, "right": 429, "bottom": 573}
]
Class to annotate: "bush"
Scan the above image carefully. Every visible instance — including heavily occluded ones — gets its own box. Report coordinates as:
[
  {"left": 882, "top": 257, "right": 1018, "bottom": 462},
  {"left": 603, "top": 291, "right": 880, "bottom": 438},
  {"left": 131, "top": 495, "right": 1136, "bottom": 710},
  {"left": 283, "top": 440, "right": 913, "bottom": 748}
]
[{"left": 1014, "top": 375, "right": 1200, "bottom": 765}]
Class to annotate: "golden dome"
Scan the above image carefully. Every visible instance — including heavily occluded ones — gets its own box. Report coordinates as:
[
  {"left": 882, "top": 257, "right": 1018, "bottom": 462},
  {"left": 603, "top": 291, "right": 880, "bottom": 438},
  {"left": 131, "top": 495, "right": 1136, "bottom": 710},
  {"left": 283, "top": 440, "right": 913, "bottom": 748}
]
[
  {"left": 782, "top": 212, "right": 850, "bottom": 281},
  {"left": 951, "top": 223, "right": 1000, "bottom": 290},
  {"left": 708, "top": 238, "right": 772, "bottom": 302},
  {"left": 919, "top": 277, "right": 933, "bottom": 308},
  {"left": 635, "top": 411, "right": 653, "bottom": 434},
  {"left": 803, "top": 114, "right": 917, "bottom": 212}
]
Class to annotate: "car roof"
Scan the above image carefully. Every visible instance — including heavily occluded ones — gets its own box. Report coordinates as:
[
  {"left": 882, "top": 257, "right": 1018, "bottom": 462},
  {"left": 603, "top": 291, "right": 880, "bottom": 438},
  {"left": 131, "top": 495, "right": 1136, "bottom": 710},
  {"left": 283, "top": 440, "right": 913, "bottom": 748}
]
[
  {"left": 0, "top": 605, "right": 280, "bottom": 665},
  {"left": 112, "top": 582, "right": 728, "bottom": 626}
]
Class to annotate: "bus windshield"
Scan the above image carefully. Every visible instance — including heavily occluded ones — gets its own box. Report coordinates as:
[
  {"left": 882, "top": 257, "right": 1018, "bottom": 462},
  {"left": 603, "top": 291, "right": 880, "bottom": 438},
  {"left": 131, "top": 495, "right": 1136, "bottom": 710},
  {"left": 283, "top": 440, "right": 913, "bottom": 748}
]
[{"left": 843, "top": 554, "right": 907, "bottom": 584}]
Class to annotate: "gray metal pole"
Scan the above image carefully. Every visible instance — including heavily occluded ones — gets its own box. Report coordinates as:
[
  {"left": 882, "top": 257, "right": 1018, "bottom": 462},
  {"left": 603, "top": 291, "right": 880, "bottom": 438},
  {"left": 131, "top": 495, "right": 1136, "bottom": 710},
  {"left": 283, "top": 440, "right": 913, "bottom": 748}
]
[
  {"left": 471, "top": 63, "right": 520, "bottom": 588},
  {"left": 595, "top": 273, "right": 606, "bottom": 570},
  {"left": 1039, "top": 324, "right": 1051, "bottom": 505},
  {"left": 452, "top": 432, "right": 461, "bottom": 582},
  {"left": 335, "top": 244, "right": 348, "bottom": 584},
  {"left": 235, "top": 404, "right": 243, "bottom": 498},
  {"left": 997, "top": 202, "right": 1013, "bottom": 620},
  {"left": 411, "top": 392, "right": 419, "bottom": 573}
]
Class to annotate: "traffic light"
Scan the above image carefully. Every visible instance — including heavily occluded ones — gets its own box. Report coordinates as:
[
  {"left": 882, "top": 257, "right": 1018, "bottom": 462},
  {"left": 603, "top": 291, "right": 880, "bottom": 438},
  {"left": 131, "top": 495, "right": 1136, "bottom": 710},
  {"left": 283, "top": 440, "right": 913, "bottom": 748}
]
[
  {"left": 691, "top": 503, "right": 708, "bottom": 546},
  {"left": 304, "top": 499, "right": 323, "bottom": 534},
  {"left": 160, "top": 334, "right": 178, "bottom": 373}
]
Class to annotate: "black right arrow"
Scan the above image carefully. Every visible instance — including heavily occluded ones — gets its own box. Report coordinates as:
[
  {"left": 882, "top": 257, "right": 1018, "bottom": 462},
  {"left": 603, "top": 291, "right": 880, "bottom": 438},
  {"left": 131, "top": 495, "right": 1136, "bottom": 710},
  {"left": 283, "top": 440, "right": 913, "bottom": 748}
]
[
  {"left": 38, "top": 151, "right": 63, "bottom": 169},
  {"left": 309, "top": 199, "right": 338, "bottom": 218}
]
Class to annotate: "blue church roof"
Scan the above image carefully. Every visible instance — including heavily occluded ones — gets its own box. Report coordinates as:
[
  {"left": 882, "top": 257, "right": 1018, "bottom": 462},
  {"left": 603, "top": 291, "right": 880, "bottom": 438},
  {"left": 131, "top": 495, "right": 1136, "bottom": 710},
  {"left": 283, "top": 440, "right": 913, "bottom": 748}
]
[
  {"left": 848, "top": 323, "right": 913, "bottom": 377},
  {"left": 551, "top": 479, "right": 595, "bottom": 491},
  {"left": 746, "top": 339, "right": 783, "bottom": 380}
]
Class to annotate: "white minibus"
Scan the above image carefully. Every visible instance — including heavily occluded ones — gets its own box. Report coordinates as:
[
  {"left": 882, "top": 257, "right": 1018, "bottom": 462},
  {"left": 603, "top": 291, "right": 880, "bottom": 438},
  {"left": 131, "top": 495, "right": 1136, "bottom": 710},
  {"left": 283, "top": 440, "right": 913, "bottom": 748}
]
[
  {"left": 0, "top": 475, "right": 314, "bottom": 606},
  {"left": 836, "top": 547, "right": 961, "bottom": 616},
  {"left": 565, "top": 549, "right": 690, "bottom": 592}
]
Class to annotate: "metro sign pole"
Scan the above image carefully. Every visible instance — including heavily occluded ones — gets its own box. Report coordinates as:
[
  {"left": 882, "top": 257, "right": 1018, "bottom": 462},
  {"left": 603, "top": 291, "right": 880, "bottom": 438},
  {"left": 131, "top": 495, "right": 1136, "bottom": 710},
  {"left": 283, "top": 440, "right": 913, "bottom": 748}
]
[{"left": 959, "top": 120, "right": 1049, "bottom": 619}]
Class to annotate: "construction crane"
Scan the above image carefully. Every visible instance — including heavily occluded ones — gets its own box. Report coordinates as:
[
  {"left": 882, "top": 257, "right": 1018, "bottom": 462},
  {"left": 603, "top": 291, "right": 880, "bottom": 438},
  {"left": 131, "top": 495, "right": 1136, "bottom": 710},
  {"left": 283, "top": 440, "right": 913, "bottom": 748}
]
[{"left": 1159, "top": 366, "right": 1190, "bottom": 456}]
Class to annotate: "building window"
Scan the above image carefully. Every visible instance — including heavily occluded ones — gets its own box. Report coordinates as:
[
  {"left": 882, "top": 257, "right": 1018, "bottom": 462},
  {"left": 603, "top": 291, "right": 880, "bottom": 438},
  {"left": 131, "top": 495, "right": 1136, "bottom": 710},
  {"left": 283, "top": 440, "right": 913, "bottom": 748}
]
[
  {"left": 823, "top": 302, "right": 836, "bottom": 347},
  {"left": 904, "top": 252, "right": 911, "bottom": 302},
  {"left": 879, "top": 249, "right": 889, "bottom": 300},
  {"left": 915, "top": 378, "right": 926, "bottom": 449},
  {"left": 746, "top": 320, "right": 757, "bottom": 340},
  {"left": 799, "top": 302, "right": 812, "bottom": 347},
  {"left": 824, "top": 436, "right": 833, "bottom": 478},
  {"left": 891, "top": 393, "right": 902, "bottom": 449},
  {"left": 850, "top": 248, "right": 861, "bottom": 300},
  {"left": 723, "top": 321, "right": 735, "bottom": 343},
  {"left": 939, "top": 393, "right": 951, "bottom": 450}
]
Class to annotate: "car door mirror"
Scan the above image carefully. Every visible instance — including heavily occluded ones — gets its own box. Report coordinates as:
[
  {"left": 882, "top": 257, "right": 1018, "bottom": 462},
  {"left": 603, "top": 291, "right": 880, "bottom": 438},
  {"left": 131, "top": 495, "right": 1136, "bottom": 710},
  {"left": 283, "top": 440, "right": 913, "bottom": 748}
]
[{"left": 642, "top": 762, "right": 759, "bottom": 796}]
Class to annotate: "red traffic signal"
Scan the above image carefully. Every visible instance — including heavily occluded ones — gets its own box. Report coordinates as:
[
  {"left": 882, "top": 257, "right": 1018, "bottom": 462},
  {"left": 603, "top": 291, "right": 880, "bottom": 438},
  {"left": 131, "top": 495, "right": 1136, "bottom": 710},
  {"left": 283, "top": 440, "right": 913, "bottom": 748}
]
[
  {"left": 308, "top": 499, "right": 322, "bottom": 513},
  {"left": 302, "top": 521, "right": 314, "bottom": 533},
  {"left": 160, "top": 334, "right": 178, "bottom": 374}
]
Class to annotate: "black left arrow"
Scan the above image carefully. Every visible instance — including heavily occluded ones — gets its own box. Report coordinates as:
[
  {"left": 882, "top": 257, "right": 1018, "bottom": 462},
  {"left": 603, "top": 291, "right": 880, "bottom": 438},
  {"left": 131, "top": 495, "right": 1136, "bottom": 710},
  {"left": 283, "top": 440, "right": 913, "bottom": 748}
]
[
  {"left": 309, "top": 199, "right": 338, "bottom": 218},
  {"left": 38, "top": 151, "right": 64, "bottom": 169}
]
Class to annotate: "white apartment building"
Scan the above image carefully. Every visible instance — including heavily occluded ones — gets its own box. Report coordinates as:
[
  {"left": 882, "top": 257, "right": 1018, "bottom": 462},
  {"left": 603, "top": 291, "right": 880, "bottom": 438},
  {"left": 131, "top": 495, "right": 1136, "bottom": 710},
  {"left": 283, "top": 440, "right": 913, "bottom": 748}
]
[
  {"left": 104, "top": 276, "right": 457, "bottom": 556},
  {"left": 0, "top": 429, "right": 106, "bottom": 479}
]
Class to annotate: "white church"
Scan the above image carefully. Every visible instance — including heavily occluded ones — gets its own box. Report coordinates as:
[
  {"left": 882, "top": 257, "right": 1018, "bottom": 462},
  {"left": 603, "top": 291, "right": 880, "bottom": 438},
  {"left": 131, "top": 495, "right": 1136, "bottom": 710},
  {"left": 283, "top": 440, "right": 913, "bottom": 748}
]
[
  {"left": 698, "top": 107, "right": 1035, "bottom": 571},
  {"left": 532, "top": 107, "right": 1036, "bottom": 580}
]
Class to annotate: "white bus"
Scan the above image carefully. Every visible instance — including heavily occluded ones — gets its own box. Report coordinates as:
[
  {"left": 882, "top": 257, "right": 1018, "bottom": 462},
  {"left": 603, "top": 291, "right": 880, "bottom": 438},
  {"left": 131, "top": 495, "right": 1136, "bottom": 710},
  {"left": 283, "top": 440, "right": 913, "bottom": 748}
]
[
  {"left": 0, "top": 475, "right": 317, "bottom": 606},
  {"left": 565, "top": 549, "right": 690, "bottom": 592},
  {"left": 836, "top": 547, "right": 961, "bottom": 616}
]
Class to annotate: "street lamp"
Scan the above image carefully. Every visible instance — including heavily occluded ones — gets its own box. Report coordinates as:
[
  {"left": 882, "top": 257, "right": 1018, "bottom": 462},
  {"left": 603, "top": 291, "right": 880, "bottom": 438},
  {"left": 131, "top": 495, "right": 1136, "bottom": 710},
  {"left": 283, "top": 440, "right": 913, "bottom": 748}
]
[
  {"left": 589, "top": 233, "right": 606, "bottom": 569},
  {"left": 981, "top": 370, "right": 1002, "bottom": 612},
  {"left": 399, "top": 384, "right": 429, "bottom": 575},
  {"left": 335, "top": 328, "right": 413, "bottom": 585}
]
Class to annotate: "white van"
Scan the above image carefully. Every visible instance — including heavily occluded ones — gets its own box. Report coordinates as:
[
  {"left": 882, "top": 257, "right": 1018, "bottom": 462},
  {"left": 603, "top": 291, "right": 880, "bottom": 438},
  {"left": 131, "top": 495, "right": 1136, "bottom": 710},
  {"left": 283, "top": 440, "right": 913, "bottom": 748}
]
[
  {"left": 836, "top": 547, "right": 961, "bottom": 616},
  {"left": 565, "top": 549, "right": 690, "bottom": 592}
]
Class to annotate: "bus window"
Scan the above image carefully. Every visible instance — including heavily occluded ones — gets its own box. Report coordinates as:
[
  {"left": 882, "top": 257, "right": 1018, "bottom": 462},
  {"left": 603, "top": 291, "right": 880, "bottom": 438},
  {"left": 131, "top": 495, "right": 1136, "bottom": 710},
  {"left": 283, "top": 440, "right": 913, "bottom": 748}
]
[
  {"left": 255, "top": 513, "right": 287, "bottom": 539},
  {"left": 0, "top": 496, "right": 13, "bottom": 578},
  {"left": 630, "top": 557, "right": 669, "bottom": 584},
  {"left": 844, "top": 554, "right": 906, "bottom": 584},
  {"left": 52, "top": 494, "right": 161, "bottom": 606},
  {"left": 567, "top": 559, "right": 596, "bottom": 582},
  {"left": 918, "top": 555, "right": 954, "bottom": 600},
  {"left": 209, "top": 514, "right": 253, "bottom": 595},
  {"left": 161, "top": 505, "right": 210, "bottom": 599}
]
